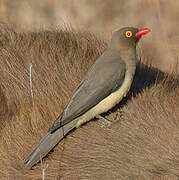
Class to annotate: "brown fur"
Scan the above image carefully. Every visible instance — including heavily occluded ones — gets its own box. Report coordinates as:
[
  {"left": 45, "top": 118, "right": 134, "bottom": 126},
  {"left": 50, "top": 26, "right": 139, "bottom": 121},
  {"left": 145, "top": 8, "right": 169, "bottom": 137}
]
[{"left": 0, "top": 23, "right": 178, "bottom": 179}]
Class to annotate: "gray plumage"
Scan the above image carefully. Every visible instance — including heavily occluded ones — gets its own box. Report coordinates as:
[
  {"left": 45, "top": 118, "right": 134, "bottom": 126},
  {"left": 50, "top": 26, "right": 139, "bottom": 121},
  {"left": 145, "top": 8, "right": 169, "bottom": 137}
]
[{"left": 24, "top": 27, "right": 150, "bottom": 169}]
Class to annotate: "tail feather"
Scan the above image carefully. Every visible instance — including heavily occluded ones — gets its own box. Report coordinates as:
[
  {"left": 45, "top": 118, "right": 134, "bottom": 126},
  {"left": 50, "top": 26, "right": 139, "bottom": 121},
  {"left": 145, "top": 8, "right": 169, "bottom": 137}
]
[
  {"left": 24, "top": 118, "right": 78, "bottom": 169},
  {"left": 24, "top": 144, "right": 39, "bottom": 163},
  {"left": 24, "top": 133, "right": 49, "bottom": 163}
]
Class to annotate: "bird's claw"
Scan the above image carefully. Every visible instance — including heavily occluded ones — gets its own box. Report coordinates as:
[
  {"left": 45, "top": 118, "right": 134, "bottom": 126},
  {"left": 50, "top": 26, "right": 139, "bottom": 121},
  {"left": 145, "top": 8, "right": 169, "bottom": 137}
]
[{"left": 96, "top": 113, "right": 121, "bottom": 128}]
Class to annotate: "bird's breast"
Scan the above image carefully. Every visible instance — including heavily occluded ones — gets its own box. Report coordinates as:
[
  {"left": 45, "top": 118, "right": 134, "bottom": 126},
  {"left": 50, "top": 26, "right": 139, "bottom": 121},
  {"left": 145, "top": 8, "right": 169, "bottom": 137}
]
[{"left": 76, "top": 73, "right": 134, "bottom": 127}]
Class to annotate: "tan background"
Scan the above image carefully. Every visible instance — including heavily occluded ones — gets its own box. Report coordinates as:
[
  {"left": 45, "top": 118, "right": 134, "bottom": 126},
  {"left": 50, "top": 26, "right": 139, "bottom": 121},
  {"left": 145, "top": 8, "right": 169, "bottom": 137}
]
[{"left": 0, "top": 0, "right": 178, "bottom": 72}]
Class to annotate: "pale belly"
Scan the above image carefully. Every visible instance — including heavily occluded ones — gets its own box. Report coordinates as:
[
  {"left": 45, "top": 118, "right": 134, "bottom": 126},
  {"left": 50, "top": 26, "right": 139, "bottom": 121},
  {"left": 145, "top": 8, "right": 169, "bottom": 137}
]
[{"left": 76, "top": 75, "right": 133, "bottom": 127}]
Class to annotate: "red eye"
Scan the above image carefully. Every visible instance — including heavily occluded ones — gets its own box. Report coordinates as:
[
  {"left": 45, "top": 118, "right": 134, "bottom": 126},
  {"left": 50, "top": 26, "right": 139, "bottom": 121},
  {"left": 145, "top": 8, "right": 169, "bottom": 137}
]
[{"left": 126, "top": 31, "right": 132, "bottom": 38}]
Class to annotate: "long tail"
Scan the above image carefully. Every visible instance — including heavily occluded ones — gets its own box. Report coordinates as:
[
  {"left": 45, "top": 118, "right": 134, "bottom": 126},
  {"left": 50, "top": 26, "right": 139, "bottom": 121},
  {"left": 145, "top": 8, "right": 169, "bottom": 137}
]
[{"left": 24, "top": 118, "right": 78, "bottom": 169}]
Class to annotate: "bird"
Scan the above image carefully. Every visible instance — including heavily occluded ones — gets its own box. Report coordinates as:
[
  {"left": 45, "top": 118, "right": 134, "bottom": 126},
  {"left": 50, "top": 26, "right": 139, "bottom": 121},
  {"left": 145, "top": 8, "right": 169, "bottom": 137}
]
[{"left": 24, "top": 27, "right": 150, "bottom": 169}]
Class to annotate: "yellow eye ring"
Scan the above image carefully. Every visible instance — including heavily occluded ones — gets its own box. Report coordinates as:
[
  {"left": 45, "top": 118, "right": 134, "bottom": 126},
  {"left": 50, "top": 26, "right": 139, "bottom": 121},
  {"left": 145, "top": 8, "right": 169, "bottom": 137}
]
[{"left": 125, "top": 31, "right": 132, "bottom": 38}]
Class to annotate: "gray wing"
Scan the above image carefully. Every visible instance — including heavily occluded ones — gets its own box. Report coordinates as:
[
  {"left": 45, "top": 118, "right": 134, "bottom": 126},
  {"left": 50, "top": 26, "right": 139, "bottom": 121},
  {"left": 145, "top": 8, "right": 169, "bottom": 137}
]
[{"left": 49, "top": 56, "right": 126, "bottom": 133}]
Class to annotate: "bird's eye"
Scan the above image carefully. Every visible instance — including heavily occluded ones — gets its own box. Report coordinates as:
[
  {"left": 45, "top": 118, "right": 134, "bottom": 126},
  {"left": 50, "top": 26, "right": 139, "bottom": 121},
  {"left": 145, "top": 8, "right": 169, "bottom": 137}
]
[{"left": 125, "top": 31, "right": 132, "bottom": 38}]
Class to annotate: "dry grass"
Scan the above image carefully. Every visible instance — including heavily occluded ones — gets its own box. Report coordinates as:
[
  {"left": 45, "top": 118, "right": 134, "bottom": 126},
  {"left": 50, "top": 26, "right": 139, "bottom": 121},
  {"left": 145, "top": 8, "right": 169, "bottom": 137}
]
[{"left": 0, "top": 23, "right": 178, "bottom": 179}]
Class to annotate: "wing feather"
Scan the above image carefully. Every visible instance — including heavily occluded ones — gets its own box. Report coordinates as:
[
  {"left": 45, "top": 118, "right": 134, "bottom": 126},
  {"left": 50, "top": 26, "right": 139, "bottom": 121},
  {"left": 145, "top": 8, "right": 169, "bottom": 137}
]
[{"left": 49, "top": 55, "right": 126, "bottom": 133}]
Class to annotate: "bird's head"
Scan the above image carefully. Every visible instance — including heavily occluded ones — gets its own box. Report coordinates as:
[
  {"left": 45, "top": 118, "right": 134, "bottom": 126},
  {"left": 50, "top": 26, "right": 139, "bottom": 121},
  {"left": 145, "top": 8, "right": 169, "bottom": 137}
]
[{"left": 110, "top": 27, "right": 150, "bottom": 50}]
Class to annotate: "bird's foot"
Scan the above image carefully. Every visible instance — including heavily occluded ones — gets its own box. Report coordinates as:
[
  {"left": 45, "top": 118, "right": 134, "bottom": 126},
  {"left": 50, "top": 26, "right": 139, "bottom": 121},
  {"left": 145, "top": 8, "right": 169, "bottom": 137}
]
[
  {"left": 96, "top": 115, "right": 112, "bottom": 127},
  {"left": 113, "top": 112, "right": 121, "bottom": 122},
  {"left": 96, "top": 112, "right": 121, "bottom": 127}
]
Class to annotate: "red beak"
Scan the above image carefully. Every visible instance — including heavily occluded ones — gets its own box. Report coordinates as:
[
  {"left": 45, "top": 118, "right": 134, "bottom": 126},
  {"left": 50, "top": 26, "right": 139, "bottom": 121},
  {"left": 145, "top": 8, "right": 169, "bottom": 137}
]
[{"left": 135, "top": 28, "right": 150, "bottom": 38}]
